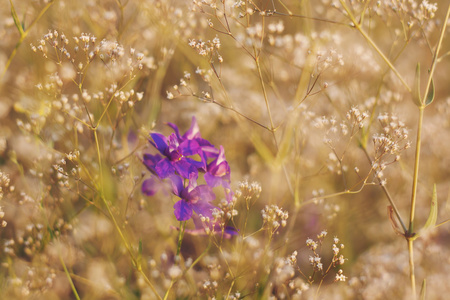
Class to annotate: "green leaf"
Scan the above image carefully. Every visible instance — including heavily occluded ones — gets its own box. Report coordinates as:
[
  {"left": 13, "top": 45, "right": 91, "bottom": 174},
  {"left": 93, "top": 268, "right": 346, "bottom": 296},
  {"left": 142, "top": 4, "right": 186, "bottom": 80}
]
[
  {"left": 359, "top": 127, "right": 369, "bottom": 149},
  {"left": 250, "top": 133, "right": 275, "bottom": 163},
  {"left": 412, "top": 63, "right": 422, "bottom": 107},
  {"left": 137, "top": 239, "right": 143, "bottom": 267},
  {"left": 422, "top": 184, "right": 438, "bottom": 231},
  {"left": 420, "top": 279, "right": 426, "bottom": 300},
  {"left": 425, "top": 78, "right": 435, "bottom": 106},
  {"left": 275, "top": 121, "right": 294, "bottom": 167},
  {"left": 410, "top": 184, "right": 438, "bottom": 241},
  {"left": 9, "top": 0, "right": 24, "bottom": 36},
  {"left": 139, "top": 239, "right": 143, "bottom": 255}
]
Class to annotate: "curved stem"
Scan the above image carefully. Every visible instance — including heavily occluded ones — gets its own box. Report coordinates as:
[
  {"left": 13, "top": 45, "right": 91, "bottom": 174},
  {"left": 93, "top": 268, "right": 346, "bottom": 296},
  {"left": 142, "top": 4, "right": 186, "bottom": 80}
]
[
  {"left": 94, "top": 128, "right": 161, "bottom": 299},
  {"left": 338, "top": 0, "right": 411, "bottom": 92},
  {"left": 59, "top": 246, "right": 81, "bottom": 300},
  {"left": 360, "top": 146, "right": 407, "bottom": 233},
  {"left": 2, "top": 1, "right": 54, "bottom": 81},
  {"left": 423, "top": 3, "right": 450, "bottom": 101},
  {"left": 163, "top": 280, "right": 174, "bottom": 300},
  {"left": 255, "top": 55, "right": 294, "bottom": 195}
]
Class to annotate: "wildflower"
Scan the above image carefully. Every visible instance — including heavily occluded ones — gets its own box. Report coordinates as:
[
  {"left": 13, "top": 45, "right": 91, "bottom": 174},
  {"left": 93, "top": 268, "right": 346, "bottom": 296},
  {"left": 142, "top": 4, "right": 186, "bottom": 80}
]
[
  {"left": 204, "top": 145, "right": 231, "bottom": 189},
  {"left": 306, "top": 238, "right": 318, "bottom": 250},
  {"left": 149, "top": 131, "right": 202, "bottom": 179},
  {"left": 142, "top": 153, "right": 163, "bottom": 174},
  {"left": 170, "top": 174, "right": 215, "bottom": 221},
  {"left": 335, "top": 269, "right": 347, "bottom": 282},
  {"left": 167, "top": 117, "right": 219, "bottom": 162},
  {"left": 142, "top": 117, "right": 235, "bottom": 234},
  {"left": 261, "top": 204, "right": 289, "bottom": 232},
  {"left": 141, "top": 177, "right": 160, "bottom": 196}
]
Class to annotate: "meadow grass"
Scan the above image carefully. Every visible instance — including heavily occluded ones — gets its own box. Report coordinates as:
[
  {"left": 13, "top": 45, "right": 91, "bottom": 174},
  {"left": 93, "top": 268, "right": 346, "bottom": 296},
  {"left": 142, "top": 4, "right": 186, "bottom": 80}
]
[{"left": 1, "top": 0, "right": 450, "bottom": 299}]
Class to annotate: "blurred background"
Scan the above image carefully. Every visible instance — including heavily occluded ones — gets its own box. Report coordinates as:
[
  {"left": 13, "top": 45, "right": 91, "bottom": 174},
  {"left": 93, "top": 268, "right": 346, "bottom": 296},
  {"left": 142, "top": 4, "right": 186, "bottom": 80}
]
[{"left": 0, "top": 0, "right": 449, "bottom": 299}]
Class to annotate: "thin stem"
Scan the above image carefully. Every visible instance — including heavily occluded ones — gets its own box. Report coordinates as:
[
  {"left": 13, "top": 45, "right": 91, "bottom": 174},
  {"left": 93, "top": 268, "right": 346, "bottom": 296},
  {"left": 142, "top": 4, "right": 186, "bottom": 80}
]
[
  {"left": 360, "top": 146, "right": 407, "bottom": 233},
  {"left": 163, "top": 281, "right": 174, "bottom": 300},
  {"left": 407, "top": 3, "right": 449, "bottom": 231},
  {"left": 255, "top": 58, "right": 275, "bottom": 133},
  {"left": 226, "top": 280, "right": 235, "bottom": 299},
  {"left": 96, "top": 79, "right": 129, "bottom": 127},
  {"left": 408, "top": 106, "right": 424, "bottom": 234},
  {"left": 100, "top": 193, "right": 161, "bottom": 299},
  {"left": 176, "top": 221, "right": 186, "bottom": 257},
  {"left": 94, "top": 126, "right": 161, "bottom": 299},
  {"left": 93, "top": 130, "right": 104, "bottom": 191},
  {"left": 211, "top": 99, "right": 272, "bottom": 130},
  {"left": 164, "top": 222, "right": 187, "bottom": 299},
  {"left": 273, "top": 11, "right": 348, "bottom": 26},
  {"left": 423, "top": 4, "right": 450, "bottom": 100},
  {"left": 314, "top": 273, "right": 325, "bottom": 299},
  {"left": 408, "top": 239, "right": 416, "bottom": 299},
  {"left": 59, "top": 247, "right": 81, "bottom": 300},
  {"left": 255, "top": 55, "right": 294, "bottom": 195},
  {"left": 40, "top": 181, "right": 81, "bottom": 300},
  {"left": 406, "top": 6, "right": 450, "bottom": 299},
  {"left": 185, "top": 241, "right": 211, "bottom": 273},
  {"left": 2, "top": 1, "right": 54, "bottom": 81}
]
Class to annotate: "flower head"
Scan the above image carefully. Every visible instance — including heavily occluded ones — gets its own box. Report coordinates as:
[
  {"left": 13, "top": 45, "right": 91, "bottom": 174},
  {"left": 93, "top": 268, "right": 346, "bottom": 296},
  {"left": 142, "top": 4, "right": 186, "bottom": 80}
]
[
  {"left": 149, "top": 132, "right": 202, "bottom": 179},
  {"left": 141, "top": 176, "right": 160, "bottom": 196},
  {"left": 141, "top": 116, "right": 235, "bottom": 233},
  {"left": 170, "top": 174, "right": 216, "bottom": 221},
  {"left": 204, "top": 145, "right": 231, "bottom": 189}
]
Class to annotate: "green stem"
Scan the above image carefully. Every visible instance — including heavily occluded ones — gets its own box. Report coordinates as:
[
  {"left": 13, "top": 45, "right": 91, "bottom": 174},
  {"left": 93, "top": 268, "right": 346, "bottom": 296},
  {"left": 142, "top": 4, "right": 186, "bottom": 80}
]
[
  {"left": 408, "top": 106, "right": 424, "bottom": 234},
  {"left": 255, "top": 55, "right": 294, "bottom": 195},
  {"left": 315, "top": 262, "right": 333, "bottom": 300},
  {"left": 422, "top": 4, "right": 450, "bottom": 101},
  {"left": 360, "top": 146, "right": 408, "bottom": 233},
  {"left": 163, "top": 280, "right": 174, "bottom": 300},
  {"left": 185, "top": 241, "right": 211, "bottom": 273},
  {"left": 99, "top": 192, "right": 161, "bottom": 299},
  {"left": 255, "top": 59, "right": 275, "bottom": 134},
  {"left": 176, "top": 221, "right": 186, "bottom": 257},
  {"left": 93, "top": 128, "right": 161, "bottom": 299},
  {"left": 408, "top": 239, "right": 416, "bottom": 299},
  {"left": 408, "top": 0, "right": 450, "bottom": 237},
  {"left": 2, "top": 1, "right": 54, "bottom": 81},
  {"left": 164, "top": 221, "right": 186, "bottom": 299},
  {"left": 93, "top": 130, "right": 103, "bottom": 190},
  {"left": 41, "top": 187, "right": 81, "bottom": 300},
  {"left": 59, "top": 247, "right": 81, "bottom": 300},
  {"left": 406, "top": 5, "right": 450, "bottom": 299}
]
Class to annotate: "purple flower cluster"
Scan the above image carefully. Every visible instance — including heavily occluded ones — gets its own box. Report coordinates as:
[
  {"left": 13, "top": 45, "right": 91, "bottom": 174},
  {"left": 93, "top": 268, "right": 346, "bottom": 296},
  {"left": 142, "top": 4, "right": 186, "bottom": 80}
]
[{"left": 142, "top": 117, "right": 234, "bottom": 230}]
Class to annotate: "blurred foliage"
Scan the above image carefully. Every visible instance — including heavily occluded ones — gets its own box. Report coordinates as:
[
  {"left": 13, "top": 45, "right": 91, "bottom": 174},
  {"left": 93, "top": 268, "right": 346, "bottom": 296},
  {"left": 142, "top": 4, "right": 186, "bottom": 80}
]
[{"left": 0, "top": 0, "right": 449, "bottom": 299}]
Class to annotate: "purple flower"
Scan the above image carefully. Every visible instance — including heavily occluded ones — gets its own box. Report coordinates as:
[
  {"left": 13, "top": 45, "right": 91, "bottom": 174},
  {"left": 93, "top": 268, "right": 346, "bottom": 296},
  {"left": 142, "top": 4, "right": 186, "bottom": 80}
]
[
  {"left": 141, "top": 116, "right": 235, "bottom": 230},
  {"left": 142, "top": 153, "right": 162, "bottom": 174},
  {"left": 168, "top": 117, "right": 220, "bottom": 169},
  {"left": 141, "top": 176, "right": 160, "bottom": 196},
  {"left": 204, "top": 145, "right": 231, "bottom": 189},
  {"left": 170, "top": 174, "right": 216, "bottom": 221},
  {"left": 167, "top": 116, "right": 201, "bottom": 141}
]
